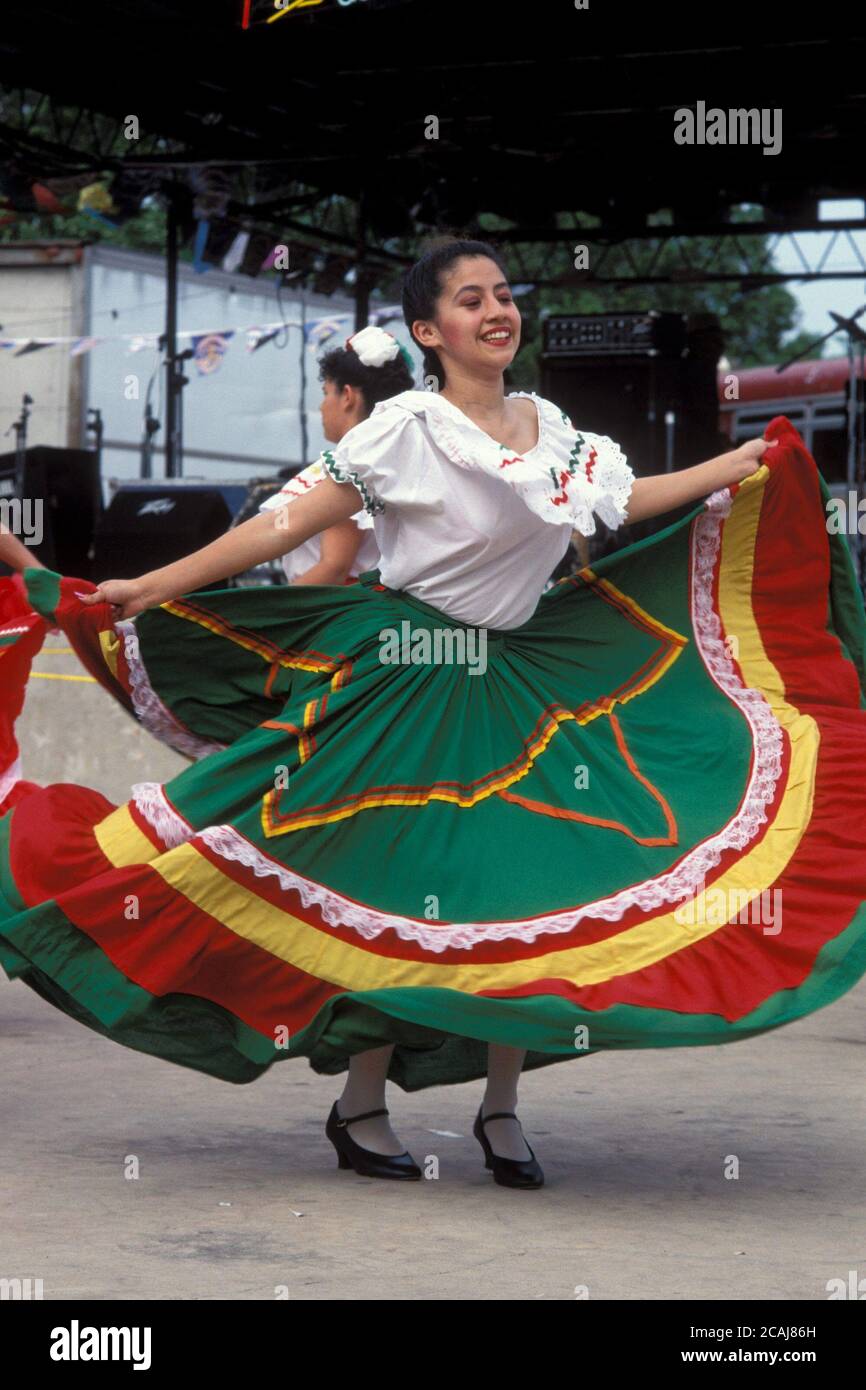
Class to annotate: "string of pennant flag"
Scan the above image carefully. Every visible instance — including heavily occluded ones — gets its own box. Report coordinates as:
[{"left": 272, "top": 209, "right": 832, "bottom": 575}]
[{"left": 0, "top": 307, "right": 406, "bottom": 374}]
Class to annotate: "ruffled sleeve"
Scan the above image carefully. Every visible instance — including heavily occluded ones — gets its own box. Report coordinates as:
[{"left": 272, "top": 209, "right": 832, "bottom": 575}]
[
  {"left": 537, "top": 400, "right": 635, "bottom": 537},
  {"left": 257, "top": 451, "right": 383, "bottom": 529},
  {"left": 318, "top": 403, "right": 425, "bottom": 517}
]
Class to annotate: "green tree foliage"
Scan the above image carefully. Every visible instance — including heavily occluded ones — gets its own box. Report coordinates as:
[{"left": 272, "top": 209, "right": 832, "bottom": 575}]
[
  {"left": 0, "top": 200, "right": 169, "bottom": 253},
  {"left": 476, "top": 207, "right": 821, "bottom": 387}
]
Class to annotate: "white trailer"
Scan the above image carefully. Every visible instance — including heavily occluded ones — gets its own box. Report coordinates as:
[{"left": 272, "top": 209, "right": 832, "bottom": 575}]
[{"left": 0, "top": 240, "right": 418, "bottom": 504}]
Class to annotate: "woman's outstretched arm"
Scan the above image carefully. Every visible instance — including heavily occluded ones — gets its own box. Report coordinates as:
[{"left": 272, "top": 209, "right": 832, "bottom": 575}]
[
  {"left": 624, "top": 437, "right": 777, "bottom": 526},
  {"left": 80, "top": 476, "right": 364, "bottom": 619}
]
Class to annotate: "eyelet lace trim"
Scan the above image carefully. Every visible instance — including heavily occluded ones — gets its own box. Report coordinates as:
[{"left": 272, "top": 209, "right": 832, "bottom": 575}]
[
  {"left": 117, "top": 620, "right": 227, "bottom": 763},
  {"left": 510, "top": 391, "right": 631, "bottom": 530},
  {"left": 131, "top": 781, "right": 195, "bottom": 848},
  {"left": 195, "top": 487, "right": 786, "bottom": 953},
  {"left": 566, "top": 432, "right": 635, "bottom": 533}
]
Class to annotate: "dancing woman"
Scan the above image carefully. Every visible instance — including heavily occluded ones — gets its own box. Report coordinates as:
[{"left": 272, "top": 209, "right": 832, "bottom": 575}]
[{"left": 3, "top": 239, "right": 865, "bottom": 1192}]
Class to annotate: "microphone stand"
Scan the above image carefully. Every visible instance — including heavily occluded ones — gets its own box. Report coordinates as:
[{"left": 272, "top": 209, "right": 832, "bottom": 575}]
[
  {"left": 5, "top": 393, "right": 33, "bottom": 501},
  {"left": 140, "top": 367, "right": 161, "bottom": 479},
  {"left": 158, "top": 340, "right": 193, "bottom": 478}
]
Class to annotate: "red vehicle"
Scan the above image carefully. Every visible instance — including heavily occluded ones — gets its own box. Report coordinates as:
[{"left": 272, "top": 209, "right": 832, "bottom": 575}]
[{"left": 717, "top": 357, "right": 866, "bottom": 490}]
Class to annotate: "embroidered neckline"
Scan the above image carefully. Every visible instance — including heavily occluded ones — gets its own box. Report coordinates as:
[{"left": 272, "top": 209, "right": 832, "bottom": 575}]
[
  {"left": 422, "top": 390, "right": 547, "bottom": 459},
  {"left": 380, "top": 389, "right": 548, "bottom": 460},
  {"left": 374, "top": 389, "right": 633, "bottom": 534}
]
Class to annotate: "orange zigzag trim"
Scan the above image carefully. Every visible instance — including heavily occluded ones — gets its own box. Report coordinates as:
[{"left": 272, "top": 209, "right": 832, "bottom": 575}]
[{"left": 497, "top": 711, "right": 678, "bottom": 845}]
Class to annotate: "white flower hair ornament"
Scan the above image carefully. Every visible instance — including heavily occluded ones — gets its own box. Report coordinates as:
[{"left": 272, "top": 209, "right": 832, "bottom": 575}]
[{"left": 346, "top": 325, "right": 413, "bottom": 372}]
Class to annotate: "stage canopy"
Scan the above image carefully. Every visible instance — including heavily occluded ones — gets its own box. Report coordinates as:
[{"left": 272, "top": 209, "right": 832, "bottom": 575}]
[{"left": 0, "top": 0, "right": 863, "bottom": 291}]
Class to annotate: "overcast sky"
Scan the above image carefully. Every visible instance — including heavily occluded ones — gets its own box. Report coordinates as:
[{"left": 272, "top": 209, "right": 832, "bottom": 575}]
[{"left": 776, "top": 199, "right": 866, "bottom": 353}]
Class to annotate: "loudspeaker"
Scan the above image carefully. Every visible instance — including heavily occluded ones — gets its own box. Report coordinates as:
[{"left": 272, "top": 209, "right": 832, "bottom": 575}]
[
  {"left": 540, "top": 312, "right": 725, "bottom": 473},
  {"left": 0, "top": 446, "right": 103, "bottom": 578},
  {"left": 91, "top": 486, "right": 233, "bottom": 583},
  {"left": 542, "top": 310, "right": 688, "bottom": 360},
  {"left": 540, "top": 313, "right": 726, "bottom": 556},
  {"left": 541, "top": 354, "right": 685, "bottom": 476}
]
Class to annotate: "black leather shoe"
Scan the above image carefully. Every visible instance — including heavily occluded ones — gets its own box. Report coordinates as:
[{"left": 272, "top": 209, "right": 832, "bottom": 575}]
[
  {"left": 325, "top": 1100, "right": 422, "bottom": 1180},
  {"left": 473, "top": 1106, "right": 545, "bottom": 1188}
]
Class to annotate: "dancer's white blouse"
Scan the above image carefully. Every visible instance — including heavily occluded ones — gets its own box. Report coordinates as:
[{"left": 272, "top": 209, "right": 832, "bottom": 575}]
[
  {"left": 272, "top": 390, "right": 634, "bottom": 630},
  {"left": 258, "top": 459, "right": 379, "bottom": 583}
]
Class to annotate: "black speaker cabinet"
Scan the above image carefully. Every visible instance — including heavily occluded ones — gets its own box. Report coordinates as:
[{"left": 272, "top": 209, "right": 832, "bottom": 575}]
[
  {"left": 91, "top": 486, "right": 233, "bottom": 583},
  {"left": 0, "top": 446, "right": 103, "bottom": 578},
  {"left": 540, "top": 355, "right": 687, "bottom": 477},
  {"left": 540, "top": 313, "right": 725, "bottom": 474}
]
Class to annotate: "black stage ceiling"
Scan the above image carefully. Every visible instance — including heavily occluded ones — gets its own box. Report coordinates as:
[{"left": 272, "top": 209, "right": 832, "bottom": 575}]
[{"left": 0, "top": 0, "right": 864, "bottom": 244}]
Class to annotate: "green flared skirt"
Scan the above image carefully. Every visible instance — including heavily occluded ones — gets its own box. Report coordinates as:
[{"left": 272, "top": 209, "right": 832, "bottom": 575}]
[{"left": 2, "top": 415, "right": 866, "bottom": 1091}]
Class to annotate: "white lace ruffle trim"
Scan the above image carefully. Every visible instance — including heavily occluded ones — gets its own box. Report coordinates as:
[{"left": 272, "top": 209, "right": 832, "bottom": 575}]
[
  {"left": 117, "top": 619, "right": 227, "bottom": 763},
  {"left": 131, "top": 781, "right": 195, "bottom": 848},
  {"left": 182, "top": 485, "right": 787, "bottom": 952}
]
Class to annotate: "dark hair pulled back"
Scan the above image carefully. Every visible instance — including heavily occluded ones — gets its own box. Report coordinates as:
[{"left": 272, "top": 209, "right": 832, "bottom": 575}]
[{"left": 401, "top": 239, "right": 510, "bottom": 391}]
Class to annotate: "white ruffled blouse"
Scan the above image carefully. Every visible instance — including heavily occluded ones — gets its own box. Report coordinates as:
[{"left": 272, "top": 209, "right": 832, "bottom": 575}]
[
  {"left": 258, "top": 458, "right": 380, "bottom": 583},
  {"left": 271, "top": 390, "right": 634, "bottom": 630}
]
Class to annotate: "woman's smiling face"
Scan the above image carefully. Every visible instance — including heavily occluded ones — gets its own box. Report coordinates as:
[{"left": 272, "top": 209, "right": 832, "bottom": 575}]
[{"left": 414, "top": 255, "right": 521, "bottom": 376}]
